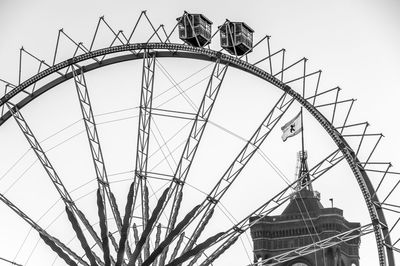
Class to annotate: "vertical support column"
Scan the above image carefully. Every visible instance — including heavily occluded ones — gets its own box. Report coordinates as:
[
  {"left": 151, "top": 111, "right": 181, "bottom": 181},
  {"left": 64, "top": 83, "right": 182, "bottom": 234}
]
[
  {"left": 135, "top": 50, "right": 156, "bottom": 261},
  {"left": 72, "top": 65, "right": 122, "bottom": 265},
  {"left": 182, "top": 92, "right": 294, "bottom": 253},
  {"left": 118, "top": 50, "right": 156, "bottom": 266},
  {"left": 158, "top": 59, "right": 228, "bottom": 266},
  {"left": 0, "top": 192, "right": 88, "bottom": 266},
  {"left": 6, "top": 103, "right": 102, "bottom": 249}
]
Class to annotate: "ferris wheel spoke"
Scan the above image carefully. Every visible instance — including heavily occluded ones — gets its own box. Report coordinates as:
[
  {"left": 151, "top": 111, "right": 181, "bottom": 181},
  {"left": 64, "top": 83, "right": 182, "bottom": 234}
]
[
  {"left": 180, "top": 92, "right": 294, "bottom": 254},
  {"left": 0, "top": 257, "right": 22, "bottom": 266},
  {"left": 65, "top": 206, "right": 101, "bottom": 266},
  {"left": 247, "top": 223, "right": 373, "bottom": 266},
  {"left": 0, "top": 192, "right": 89, "bottom": 266},
  {"left": 127, "top": 188, "right": 169, "bottom": 266},
  {"left": 72, "top": 63, "right": 123, "bottom": 228},
  {"left": 195, "top": 148, "right": 345, "bottom": 265},
  {"left": 154, "top": 59, "right": 229, "bottom": 265},
  {"left": 0, "top": 12, "right": 398, "bottom": 264},
  {"left": 71, "top": 65, "right": 121, "bottom": 264},
  {"left": 167, "top": 232, "right": 185, "bottom": 264},
  {"left": 152, "top": 223, "right": 162, "bottom": 266},
  {"left": 117, "top": 49, "right": 156, "bottom": 266},
  {"left": 165, "top": 232, "right": 225, "bottom": 266},
  {"left": 132, "top": 223, "right": 143, "bottom": 265},
  {"left": 136, "top": 204, "right": 200, "bottom": 266},
  {"left": 167, "top": 59, "right": 228, "bottom": 225},
  {"left": 6, "top": 103, "right": 103, "bottom": 249},
  {"left": 108, "top": 232, "right": 119, "bottom": 256}
]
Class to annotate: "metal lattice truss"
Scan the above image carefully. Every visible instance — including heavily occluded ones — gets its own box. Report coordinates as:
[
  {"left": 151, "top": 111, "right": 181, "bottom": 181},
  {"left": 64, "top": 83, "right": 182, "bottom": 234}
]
[
  {"left": 251, "top": 224, "right": 374, "bottom": 266},
  {"left": 72, "top": 63, "right": 124, "bottom": 265},
  {"left": 0, "top": 10, "right": 399, "bottom": 266}
]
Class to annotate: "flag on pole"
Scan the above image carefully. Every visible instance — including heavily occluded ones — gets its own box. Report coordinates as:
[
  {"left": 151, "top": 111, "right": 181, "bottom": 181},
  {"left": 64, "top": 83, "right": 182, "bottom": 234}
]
[{"left": 281, "top": 112, "right": 302, "bottom": 141}]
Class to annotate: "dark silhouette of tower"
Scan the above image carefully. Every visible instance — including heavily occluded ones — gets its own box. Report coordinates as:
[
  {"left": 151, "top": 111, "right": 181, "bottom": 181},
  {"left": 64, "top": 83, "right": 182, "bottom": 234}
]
[{"left": 250, "top": 151, "right": 360, "bottom": 266}]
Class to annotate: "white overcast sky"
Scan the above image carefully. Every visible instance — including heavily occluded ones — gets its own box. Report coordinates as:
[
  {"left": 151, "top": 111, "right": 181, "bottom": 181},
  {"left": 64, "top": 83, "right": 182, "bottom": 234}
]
[
  {"left": 1, "top": 0, "right": 399, "bottom": 150},
  {"left": 0, "top": 0, "right": 399, "bottom": 265}
]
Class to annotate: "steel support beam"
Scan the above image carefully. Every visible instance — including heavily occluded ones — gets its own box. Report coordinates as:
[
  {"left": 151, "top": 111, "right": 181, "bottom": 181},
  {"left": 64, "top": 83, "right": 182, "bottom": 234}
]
[
  {"left": 117, "top": 50, "right": 156, "bottom": 266},
  {"left": 0, "top": 192, "right": 88, "bottom": 266},
  {"left": 253, "top": 224, "right": 372, "bottom": 266},
  {"left": 0, "top": 42, "right": 394, "bottom": 266},
  {"left": 158, "top": 59, "right": 228, "bottom": 266},
  {"left": 6, "top": 103, "right": 103, "bottom": 249},
  {"left": 182, "top": 92, "right": 294, "bottom": 253},
  {"left": 72, "top": 64, "right": 122, "bottom": 265},
  {"left": 198, "top": 149, "right": 345, "bottom": 265}
]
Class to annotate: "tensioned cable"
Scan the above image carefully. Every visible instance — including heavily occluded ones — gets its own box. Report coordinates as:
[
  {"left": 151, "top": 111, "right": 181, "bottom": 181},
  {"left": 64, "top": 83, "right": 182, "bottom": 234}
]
[
  {"left": 36, "top": 180, "right": 154, "bottom": 265},
  {"left": 256, "top": 150, "right": 350, "bottom": 264},
  {"left": 207, "top": 119, "right": 295, "bottom": 187},
  {"left": 1, "top": 111, "right": 188, "bottom": 198},
  {"left": 153, "top": 74, "right": 211, "bottom": 110},
  {"left": 257, "top": 149, "right": 292, "bottom": 185},
  {"left": 153, "top": 62, "right": 213, "bottom": 101},
  {"left": 4, "top": 104, "right": 295, "bottom": 211},
  {"left": 238, "top": 233, "right": 253, "bottom": 264},
  {"left": 177, "top": 178, "right": 254, "bottom": 263},
  {"left": 4, "top": 108, "right": 297, "bottom": 251},
  {"left": 3, "top": 28, "right": 390, "bottom": 264},
  {"left": 3, "top": 159, "right": 37, "bottom": 195},
  {"left": 152, "top": 57, "right": 305, "bottom": 194},
  {"left": 2, "top": 76, "right": 208, "bottom": 196},
  {"left": 24, "top": 237, "right": 41, "bottom": 266},
  {"left": 147, "top": 120, "right": 192, "bottom": 161},
  {"left": 150, "top": 116, "right": 179, "bottom": 168},
  {"left": 16, "top": 171, "right": 183, "bottom": 265},
  {"left": 294, "top": 162, "right": 328, "bottom": 264},
  {"left": 146, "top": 178, "right": 171, "bottom": 235},
  {"left": 1, "top": 114, "right": 139, "bottom": 195},
  {"left": 295, "top": 194, "right": 323, "bottom": 265},
  {"left": 2, "top": 69, "right": 206, "bottom": 193},
  {"left": 0, "top": 61, "right": 210, "bottom": 188},
  {"left": 215, "top": 203, "right": 253, "bottom": 264},
  {"left": 40, "top": 119, "right": 82, "bottom": 143},
  {"left": 149, "top": 126, "right": 176, "bottom": 175},
  {"left": 13, "top": 197, "right": 63, "bottom": 261},
  {"left": 48, "top": 181, "right": 171, "bottom": 265},
  {"left": 155, "top": 59, "right": 198, "bottom": 112},
  {"left": 5, "top": 75, "right": 303, "bottom": 266},
  {"left": 148, "top": 139, "right": 187, "bottom": 173},
  {"left": 3, "top": 32, "right": 280, "bottom": 265},
  {"left": 0, "top": 256, "right": 22, "bottom": 266},
  {"left": 0, "top": 149, "right": 30, "bottom": 184}
]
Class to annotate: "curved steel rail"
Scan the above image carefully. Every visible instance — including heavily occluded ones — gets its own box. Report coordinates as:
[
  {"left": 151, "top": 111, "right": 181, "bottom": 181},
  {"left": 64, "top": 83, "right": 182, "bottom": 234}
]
[{"left": 0, "top": 42, "right": 394, "bottom": 265}]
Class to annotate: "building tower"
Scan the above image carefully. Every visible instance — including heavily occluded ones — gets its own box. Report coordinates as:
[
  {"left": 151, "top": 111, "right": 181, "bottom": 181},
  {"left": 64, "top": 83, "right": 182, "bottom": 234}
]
[{"left": 250, "top": 151, "right": 361, "bottom": 266}]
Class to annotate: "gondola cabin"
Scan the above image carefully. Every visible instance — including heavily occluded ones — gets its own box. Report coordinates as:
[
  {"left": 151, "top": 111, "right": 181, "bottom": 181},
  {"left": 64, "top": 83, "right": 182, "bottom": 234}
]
[
  {"left": 220, "top": 21, "right": 254, "bottom": 56},
  {"left": 177, "top": 12, "right": 212, "bottom": 47}
]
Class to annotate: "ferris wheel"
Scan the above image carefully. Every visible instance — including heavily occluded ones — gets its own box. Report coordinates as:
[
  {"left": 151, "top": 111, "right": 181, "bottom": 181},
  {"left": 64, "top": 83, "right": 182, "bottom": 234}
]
[{"left": 0, "top": 10, "right": 399, "bottom": 266}]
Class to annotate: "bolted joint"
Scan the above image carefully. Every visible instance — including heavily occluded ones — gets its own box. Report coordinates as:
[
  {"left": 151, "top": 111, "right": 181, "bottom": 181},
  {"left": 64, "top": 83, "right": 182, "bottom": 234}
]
[
  {"left": 233, "top": 226, "right": 244, "bottom": 233},
  {"left": 283, "top": 85, "right": 291, "bottom": 92},
  {"left": 173, "top": 177, "right": 184, "bottom": 186},
  {"left": 97, "top": 178, "right": 109, "bottom": 187},
  {"left": 372, "top": 218, "right": 380, "bottom": 226},
  {"left": 135, "top": 172, "right": 147, "bottom": 180},
  {"left": 206, "top": 196, "right": 218, "bottom": 204}
]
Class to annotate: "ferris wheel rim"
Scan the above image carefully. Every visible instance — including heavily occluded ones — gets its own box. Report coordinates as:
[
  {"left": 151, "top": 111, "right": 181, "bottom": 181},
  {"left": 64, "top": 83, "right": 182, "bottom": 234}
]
[{"left": 0, "top": 42, "right": 394, "bottom": 265}]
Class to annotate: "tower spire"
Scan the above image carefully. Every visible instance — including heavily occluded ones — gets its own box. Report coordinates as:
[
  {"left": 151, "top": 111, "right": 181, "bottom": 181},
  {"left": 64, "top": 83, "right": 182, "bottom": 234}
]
[
  {"left": 296, "top": 108, "right": 313, "bottom": 192},
  {"left": 296, "top": 150, "right": 313, "bottom": 192}
]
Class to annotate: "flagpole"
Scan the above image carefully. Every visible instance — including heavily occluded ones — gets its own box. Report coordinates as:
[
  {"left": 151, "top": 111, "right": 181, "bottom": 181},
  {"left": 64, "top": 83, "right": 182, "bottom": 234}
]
[
  {"left": 301, "top": 58, "right": 306, "bottom": 156},
  {"left": 301, "top": 108, "right": 305, "bottom": 155},
  {"left": 300, "top": 59, "right": 309, "bottom": 191}
]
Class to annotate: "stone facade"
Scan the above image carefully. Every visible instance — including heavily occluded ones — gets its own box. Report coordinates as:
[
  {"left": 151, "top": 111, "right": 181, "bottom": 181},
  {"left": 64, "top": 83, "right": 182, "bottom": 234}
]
[{"left": 250, "top": 189, "right": 360, "bottom": 266}]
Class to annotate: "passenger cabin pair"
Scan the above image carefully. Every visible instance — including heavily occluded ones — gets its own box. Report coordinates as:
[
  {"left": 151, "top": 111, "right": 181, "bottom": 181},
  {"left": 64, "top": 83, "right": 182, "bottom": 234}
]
[{"left": 177, "top": 12, "right": 254, "bottom": 56}]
